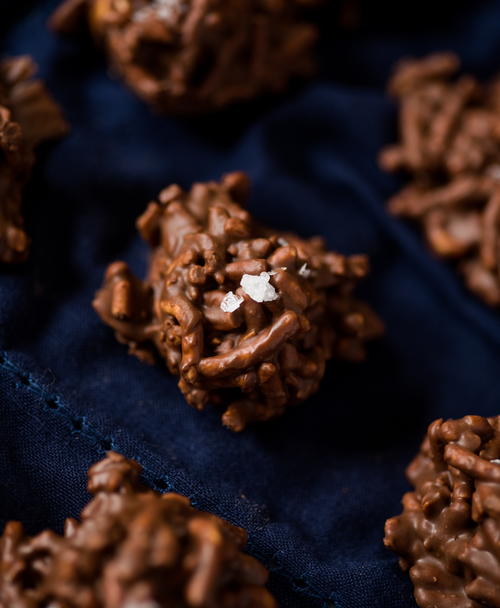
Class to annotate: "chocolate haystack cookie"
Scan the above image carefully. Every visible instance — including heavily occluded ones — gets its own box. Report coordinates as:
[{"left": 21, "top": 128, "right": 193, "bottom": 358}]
[
  {"left": 93, "top": 172, "right": 382, "bottom": 430},
  {"left": 380, "top": 53, "right": 500, "bottom": 306},
  {"left": 385, "top": 415, "right": 500, "bottom": 608},
  {"left": 50, "top": 0, "right": 318, "bottom": 114},
  {"left": 0, "top": 56, "right": 68, "bottom": 264},
  {"left": 0, "top": 451, "right": 277, "bottom": 607}
]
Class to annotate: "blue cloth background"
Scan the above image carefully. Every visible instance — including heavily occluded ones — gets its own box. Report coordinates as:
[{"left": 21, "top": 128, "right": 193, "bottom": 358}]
[{"left": 2, "top": 2, "right": 500, "bottom": 606}]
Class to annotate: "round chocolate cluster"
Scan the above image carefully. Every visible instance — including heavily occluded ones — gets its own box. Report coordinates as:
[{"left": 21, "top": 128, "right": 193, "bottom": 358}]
[
  {"left": 0, "top": 452, "right": 276, "bottom": 608},
  {"left": 50, "top": 0, "right": 318, "bottom": 114},
  {"left": 385, "top": 415, "right": 500, "bottom": 608},
  {"left": 0, "top": 56, "right": 67, "bottom": 263},
  {"left": 380, "top": 53, "right": 500, "bottom": 306},
  {"left": 93, "top": 172, "right": 382, "bottom": 430}
]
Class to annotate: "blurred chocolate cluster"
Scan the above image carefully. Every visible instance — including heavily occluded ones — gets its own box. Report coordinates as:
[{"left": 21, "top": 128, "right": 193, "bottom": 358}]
[
  {"left": 94, "top": 172, "right": 382, "bottom": 430},
  {"left": 0, "top": 451, "right": 276, "bottom": 607},
  {"left": 0, "top": 56, "right": 67, "bottom": 263},
  {"left": 50, "top": 0, "right": 318, "bottom": 114},
  {"left": 381, "top": 53, "right": 500, "bottom": 306},
  {"left": 385, "top": 415, "right": 500, "bottom": 608}
]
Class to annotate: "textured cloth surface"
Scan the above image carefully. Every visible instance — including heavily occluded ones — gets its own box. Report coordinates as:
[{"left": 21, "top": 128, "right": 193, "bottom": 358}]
[{"left": 2, "top": 2, "right": 500, "bottom": 607}]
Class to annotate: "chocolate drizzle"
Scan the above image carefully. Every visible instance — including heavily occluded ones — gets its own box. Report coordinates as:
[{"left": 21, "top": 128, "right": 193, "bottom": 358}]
[{"left": 93, "top": 172, "right": 382, "bottom": 430}]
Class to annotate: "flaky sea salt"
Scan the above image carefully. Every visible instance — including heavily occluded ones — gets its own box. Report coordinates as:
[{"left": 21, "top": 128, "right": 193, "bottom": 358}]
[
  {"left": 240, "top": 272, "right": 279, "bottom": 303},
  {"left": 220, "top": 291, "right": 244, "bottom": 313},
  {"left": 491, "top": 459, "right": 500, "bottom": 464},
  {"left": 268, "top": 267, "right": 287, "bottom": 276},
  {"left": 298, "top": 263, "right": 311, "bottom": 278},
  {"left": 134, "top": 0, "right": 185, "bottom": 23},
  {"left": 277, "top": 237, "right": 289, "bottom": 247}
]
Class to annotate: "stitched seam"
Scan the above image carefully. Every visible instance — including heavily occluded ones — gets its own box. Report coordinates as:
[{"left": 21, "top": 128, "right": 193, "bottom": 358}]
[{"left": 0, "top": 350, "right": 336, "bottom": 606}]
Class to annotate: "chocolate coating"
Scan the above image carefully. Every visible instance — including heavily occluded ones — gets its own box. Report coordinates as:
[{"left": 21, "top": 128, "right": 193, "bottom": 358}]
[
  {"left": 385, "top": 415, "right": 500, "bottom": 608},
  {"left": 93, "top": 172, "right": 382, "bottom": 430},
  {"left": 50, "top": 0, "right": 318, "bottom": 114},
  {"left": 380, "top": 53, "right": 500, "bottom": 306},
  {"left": 0, "top": 56, "right": 68, "bottom": 264},
  {"left": 0, "top": 451, "right": 277, "bottom": 607}
]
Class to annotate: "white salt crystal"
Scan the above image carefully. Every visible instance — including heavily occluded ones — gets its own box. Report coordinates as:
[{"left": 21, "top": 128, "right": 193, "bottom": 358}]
[
  {"left": 220, "top": 291, "right": 244, "bottom": 313},
  {"left": 491, "top": 459, "right": 500, "bottom": 464},
  {"left": 277, "top": 237, "right": 289, "bottom": 247},
  {"left": 298, "top": 263, "right": 311, "bottom": 278},
  {"left": 268, "top": 267, "right": 287, "bottom": 276},
  {"left": 134, "top": 0, "right": 185, "bottom": 23},
  {"left": 240, "top": 272, "right": 279, "bottom": 303}
]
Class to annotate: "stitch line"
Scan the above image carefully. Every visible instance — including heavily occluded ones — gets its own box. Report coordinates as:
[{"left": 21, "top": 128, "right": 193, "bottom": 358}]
[{"left": 0, "top": 349, "right": 336, "bottom": 606}]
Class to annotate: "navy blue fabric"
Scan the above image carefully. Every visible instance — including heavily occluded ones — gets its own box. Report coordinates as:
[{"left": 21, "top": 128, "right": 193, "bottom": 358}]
[{"left": 3, "top": 2, "right": 500, "bottom": 606}]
